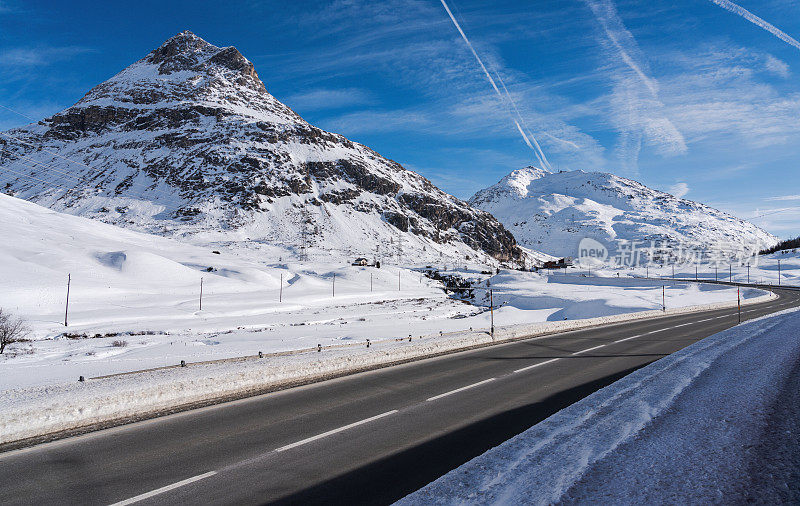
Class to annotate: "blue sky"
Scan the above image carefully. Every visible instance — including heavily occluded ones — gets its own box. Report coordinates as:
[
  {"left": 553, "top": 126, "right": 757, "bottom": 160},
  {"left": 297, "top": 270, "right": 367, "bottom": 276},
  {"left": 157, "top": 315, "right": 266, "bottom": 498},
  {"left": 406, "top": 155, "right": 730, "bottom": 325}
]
[{"left": 1, "top": 0, "right": 799, "bottom": 237}]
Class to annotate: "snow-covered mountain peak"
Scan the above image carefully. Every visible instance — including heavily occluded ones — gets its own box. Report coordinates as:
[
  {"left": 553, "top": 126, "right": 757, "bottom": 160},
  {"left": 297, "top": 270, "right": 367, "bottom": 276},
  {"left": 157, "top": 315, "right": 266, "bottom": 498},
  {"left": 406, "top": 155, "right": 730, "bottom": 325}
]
[
  {"left": 67, "top": 31, "right": 293, "bottom": 127},
  {"left": 0, "top": 32, "right": 530, "bottom": 266},
  {"left": 470, "top": 168, "right": 777, "bottom": 260},
  {"left": 495, "top": 166, "right": 552, "bottom": 198},
  {"left": 151, "top": 30, "right": 217, "bottom": 61},
  {"left": 143, "top": 30, "right": 262, "bottom": 87}
]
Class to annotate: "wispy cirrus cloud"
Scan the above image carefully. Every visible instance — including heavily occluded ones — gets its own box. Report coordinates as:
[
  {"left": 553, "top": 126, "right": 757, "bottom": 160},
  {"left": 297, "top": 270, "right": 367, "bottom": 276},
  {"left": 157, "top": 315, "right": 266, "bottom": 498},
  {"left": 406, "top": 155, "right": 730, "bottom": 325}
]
[
  {"left": 710, "top": 199, "right": 800, "bottom": 234},
  {"left": 767, "top": 194, "right": 800, "bottom": 201},
  {"left": 653, "top": 44, "right": 800, "bottom": 150},
  {"left": 0, "top": 45, "right": 93, "bottom": 67},
  {"left": 439, "top": 0, "right": 552, "bottom": 170},
  {"left": 268, "top": 0, "right": 606, "bottom": 173},
  {"left": 284, "top": 88, "right": 372, "bottom": 112},
  {"left": 584, "top": 0, "right": 660, "bottom": 97},
  {"left": 318, "top": 83, "right": 608, "bottom": 173},
  {"left": 583, "top": 0, "right": 687, "bottom": 175},
  {"left": 765, "top": 54, "right": 790, "bottom": 78},
  {"left": 323, "top": 109, "right": 434, "bottom": 135},
  {"left": 669, "top": 182, "right": 689, "bottom": 198},
  {"left": 404, "top": 147, "right": 533, "bottom": 198}
]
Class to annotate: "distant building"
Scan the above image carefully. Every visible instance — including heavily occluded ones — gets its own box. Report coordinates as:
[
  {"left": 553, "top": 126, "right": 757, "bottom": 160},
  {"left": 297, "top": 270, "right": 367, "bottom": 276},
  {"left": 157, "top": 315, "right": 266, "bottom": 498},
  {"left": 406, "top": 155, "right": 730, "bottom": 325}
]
[
  {"left": 352, "top": 257, "right": 369, "bottom": 266},
  {"left": 541, "top": 258, "right": 573, "bottom": 269}
]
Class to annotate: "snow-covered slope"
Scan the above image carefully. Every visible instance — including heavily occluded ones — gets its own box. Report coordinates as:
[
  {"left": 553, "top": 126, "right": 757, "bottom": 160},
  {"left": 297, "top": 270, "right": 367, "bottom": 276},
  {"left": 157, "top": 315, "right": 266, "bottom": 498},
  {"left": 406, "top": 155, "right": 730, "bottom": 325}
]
[
  {"left": 1, "top": 192, "right": 759, "bottom": 391},
  {"left": 470, "top": 167, "right": 777, "bottom": 260},
  {"left": 0, "top": 31, "right": 524, "bottom": 265}
]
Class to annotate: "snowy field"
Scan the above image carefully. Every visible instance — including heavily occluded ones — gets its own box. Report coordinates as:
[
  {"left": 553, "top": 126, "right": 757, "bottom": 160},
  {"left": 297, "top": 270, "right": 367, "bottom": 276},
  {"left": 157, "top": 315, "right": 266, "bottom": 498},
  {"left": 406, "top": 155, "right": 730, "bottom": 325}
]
[
  {"left": 1, "top": 194, "right": 766, "bottom": 390},
  {"left": 402, "top": 305, "right": 800, "bottom": 505},
  {"left": 579, "top": 249, "right": 800, "bottom": 288}
]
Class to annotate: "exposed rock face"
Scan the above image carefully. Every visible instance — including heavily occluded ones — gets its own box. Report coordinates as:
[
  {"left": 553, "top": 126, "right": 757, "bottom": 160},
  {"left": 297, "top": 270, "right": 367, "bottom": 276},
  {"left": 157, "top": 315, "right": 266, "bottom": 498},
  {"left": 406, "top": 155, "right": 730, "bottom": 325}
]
[
  {"left": 0, "top": 31, "right": 525, "bottom": 263},
  {"left": 470, "top": 166, "right": 777, "bottom": 260}
]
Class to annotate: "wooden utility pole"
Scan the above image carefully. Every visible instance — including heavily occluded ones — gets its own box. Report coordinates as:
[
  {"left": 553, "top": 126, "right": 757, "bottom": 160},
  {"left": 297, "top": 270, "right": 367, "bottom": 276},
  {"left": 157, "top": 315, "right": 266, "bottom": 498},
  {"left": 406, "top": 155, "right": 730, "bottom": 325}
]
[
  {"left": 490, "top": 289, "right": 495, "bottom": 337},
  {"left": 64, "top": 273, "right": 71, "bottom": 327},
  {"left": 280, "top": 273, "right": 283, "bottom": 302},
  {"left": 370, "top": 272, "right": 373, "bottom": 292},
  {"left": 398, "top": 270, "right": 401, "bottom": 291},
  {"left": 332, "top": 273, "right": 336, "bottom": 297},
  {"left": 662, "top": 285, "right": 666, "bottom": 312},
  {"left": 199, "top": 277, "right": 203, "bottom": 311},
  {"left": 738, "top": 286, "right": 741, "bottom": 323}
]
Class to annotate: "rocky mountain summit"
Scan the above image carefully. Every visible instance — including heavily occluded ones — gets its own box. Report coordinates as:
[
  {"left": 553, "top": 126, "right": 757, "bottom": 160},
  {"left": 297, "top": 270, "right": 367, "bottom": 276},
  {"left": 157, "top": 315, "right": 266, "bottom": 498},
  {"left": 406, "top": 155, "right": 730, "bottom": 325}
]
[
  {"left": 470, "top": 167, "right": 777, "bottom": 261},
  {"left": 0, "top": 31, "right": 524, "bottom": 264}
]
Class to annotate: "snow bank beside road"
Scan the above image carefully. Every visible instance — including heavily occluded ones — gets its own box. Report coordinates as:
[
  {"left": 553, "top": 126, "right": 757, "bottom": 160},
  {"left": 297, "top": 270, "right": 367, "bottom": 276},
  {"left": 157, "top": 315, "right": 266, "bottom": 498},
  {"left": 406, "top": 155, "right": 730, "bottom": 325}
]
[
  {"left": 401, "top": 307, "right": 800, "bottom": 505},
  {"left": 0, "top": 289, "right": 774, "bottom": 446}
]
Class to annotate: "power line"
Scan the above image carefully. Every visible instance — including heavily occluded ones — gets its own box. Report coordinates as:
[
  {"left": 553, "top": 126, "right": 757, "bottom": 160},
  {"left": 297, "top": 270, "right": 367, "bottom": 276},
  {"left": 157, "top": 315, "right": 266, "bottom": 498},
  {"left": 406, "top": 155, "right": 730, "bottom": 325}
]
[
  {"left": 0, "top": 103, "right": 39, "bottom": 122},
  {"left": 1, "top": 149, "right": 86, "bottom": 184},
  {"left": 750, "top": 207, "right": 800, "bottom": 220},
  {"left": 0, "top": 165, "right": 82, "bottom": 197},
  {"left": 0, "top": 101, "right": 198, "bottom": 210},
  {"left": 1, "top": 131, "right": 187, "bottom": 208},
  {"left": 0, "top": 118, "right": 206, "bottom": 217},
  {"left": 0, "top": 148, "right": 192, "bottom": 218}
]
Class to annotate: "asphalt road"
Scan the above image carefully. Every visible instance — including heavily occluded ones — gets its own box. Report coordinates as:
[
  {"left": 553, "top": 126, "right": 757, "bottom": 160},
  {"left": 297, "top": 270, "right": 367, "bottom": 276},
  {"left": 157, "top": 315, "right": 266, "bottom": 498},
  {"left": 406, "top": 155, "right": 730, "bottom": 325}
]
[{"left": 1, "top": 284, "right": 798, "bottom": 506}]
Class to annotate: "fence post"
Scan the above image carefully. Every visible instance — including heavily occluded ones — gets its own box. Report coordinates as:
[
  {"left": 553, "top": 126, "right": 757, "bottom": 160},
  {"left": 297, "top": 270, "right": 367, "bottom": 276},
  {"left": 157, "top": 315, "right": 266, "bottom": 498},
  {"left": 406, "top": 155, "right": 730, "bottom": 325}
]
[{"left": 64, "top": 273, "right": 71, "bottom": 327}]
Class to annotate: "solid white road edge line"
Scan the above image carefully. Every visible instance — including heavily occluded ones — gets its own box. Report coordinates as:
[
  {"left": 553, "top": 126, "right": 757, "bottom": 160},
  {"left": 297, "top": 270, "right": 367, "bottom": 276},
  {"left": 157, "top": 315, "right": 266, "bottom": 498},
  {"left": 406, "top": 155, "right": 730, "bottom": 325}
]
[
  {"left": 426, "top": 378, "right": 496, "bottom": 402},
  {"left": 274, "top": 410, "right": 398, "bottom": 453},
  {"left": 109, "top": 471, "right": 217, "bottom": 506},
  {"left": 513, "top": 358, "right": 560, "bottom": 374}
]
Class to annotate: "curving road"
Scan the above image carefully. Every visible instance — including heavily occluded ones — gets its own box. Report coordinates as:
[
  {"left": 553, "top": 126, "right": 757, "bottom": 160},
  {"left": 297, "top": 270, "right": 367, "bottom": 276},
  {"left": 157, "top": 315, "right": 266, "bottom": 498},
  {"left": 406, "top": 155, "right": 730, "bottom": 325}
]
[{"left": 1, "top": 284, "right": 798, "bottom": 505}]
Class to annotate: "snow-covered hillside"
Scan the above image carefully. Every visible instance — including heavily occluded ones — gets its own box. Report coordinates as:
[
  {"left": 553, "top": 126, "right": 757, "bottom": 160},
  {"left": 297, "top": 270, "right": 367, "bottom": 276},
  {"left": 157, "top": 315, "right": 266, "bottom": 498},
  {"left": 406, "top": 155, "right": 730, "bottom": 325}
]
[
  {"left": 0, "top": 31, "right": 524, "bottom": 265},
  {"left": 0, "top": 193, "right": 760, "bottom": 389},
  {"left": 470, "top": 167, "right": 777, "bottom": 260}
]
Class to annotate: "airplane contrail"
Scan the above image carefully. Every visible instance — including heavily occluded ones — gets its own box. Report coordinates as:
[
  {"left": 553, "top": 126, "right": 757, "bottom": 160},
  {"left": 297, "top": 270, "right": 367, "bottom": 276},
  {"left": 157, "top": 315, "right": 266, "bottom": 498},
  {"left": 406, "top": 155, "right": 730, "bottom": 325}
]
[
  {"left": 439, "top": 0, "right": 551, "bottom": 170},
  {"left": 494, "top": 73, "right": 552, "bottom": 168},
  {"left": 584, "top": 0, "right": 659, "bottom": 98},
  {"left": 708, "top": 0, "right": 800, "bottom": 51}
]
